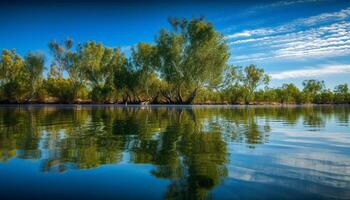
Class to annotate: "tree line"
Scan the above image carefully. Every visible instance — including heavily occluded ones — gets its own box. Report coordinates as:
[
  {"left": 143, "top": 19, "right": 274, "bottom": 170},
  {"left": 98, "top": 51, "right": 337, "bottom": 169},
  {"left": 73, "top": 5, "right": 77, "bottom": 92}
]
[{"left": 0, "top": 17, "right": 349, "bottom": 104}]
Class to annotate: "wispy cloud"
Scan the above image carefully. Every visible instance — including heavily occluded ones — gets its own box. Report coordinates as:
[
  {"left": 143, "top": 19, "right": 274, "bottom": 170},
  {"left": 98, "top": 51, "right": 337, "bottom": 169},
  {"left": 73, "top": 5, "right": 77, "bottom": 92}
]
[
  {"left": 217, "top": 0, "right": 325, "bottom": 26},
  {"left": 297, "top": 6, "right": 350, "bottom": 25},
  {"left": 225, "top": 7, "right": 350, "bottom": 39},
  {"left": 227, "top": 5, "right": 350, "bottom": 63},
  {"left": 269, "top": 64, "right": 350, "bottom": 79},
  {"left": 256, "top": 0, "right": 324, "bottom": 9},
  {"left": 230, "top": 21, "right": 350, "bottom": 62}
]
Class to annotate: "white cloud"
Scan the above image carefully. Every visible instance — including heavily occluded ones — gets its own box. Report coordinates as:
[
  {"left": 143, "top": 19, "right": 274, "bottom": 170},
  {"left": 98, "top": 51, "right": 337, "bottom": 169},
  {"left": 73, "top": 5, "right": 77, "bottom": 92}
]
[
  {"left": 225, "top": 32, "right": 252, "bottom": 38},
  {"left": 225, "top": 29, "right": 275, "bottom": 39},
  {"left": 258, "top": 0, "right": 324, "bottom": 9},
  {"left": 230, "top": 21, "right": 350, "bottom": 62},
  {"left": 217, "top": 0, "right": 324, "bottom": 24},
  {"left": 269, "top": 64, "right": 350, "bottom": 79},
  {"left": 297, "top": 7, "right": 350, "bottom": 25},
  {"left": 226, "top": 7, "right": 350, "bottom": 39}
]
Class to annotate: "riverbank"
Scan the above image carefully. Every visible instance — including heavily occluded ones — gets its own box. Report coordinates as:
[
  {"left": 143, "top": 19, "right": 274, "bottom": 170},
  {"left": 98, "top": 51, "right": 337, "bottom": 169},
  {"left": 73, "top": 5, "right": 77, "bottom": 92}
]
[{"left": 0, "top": 102, "right": 349, "bottom": 106}]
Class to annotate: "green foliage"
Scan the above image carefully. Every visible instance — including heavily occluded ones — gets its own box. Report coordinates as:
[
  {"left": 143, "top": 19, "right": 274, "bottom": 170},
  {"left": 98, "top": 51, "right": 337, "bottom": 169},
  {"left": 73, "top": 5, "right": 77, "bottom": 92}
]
[
  {"left": 156, "top": 17, "right": 230, "bottom": 103},
  {"left": 315, "top": 89, "right": 334, "bottom": 104},
  {"left": 44, "top": 77, "right": 74, "bottom": 103},
  {"left": 219, "top": 65, "right": 270, "bottom": 104},
  {"left": 276, "top": 83, "right": 301, "bottom": 104},
  {"left": 131, "top": 43, "right": 159, "bottom": 102},
  {"left": 24, "top": 52, "right": 45, "bottom": 101},
  {"left": 241, "top": 65, "right": 270, "bottom": 104},
  {"left": 302, "top": 79, "right": 325, "bottom": 103},
  {"left": 49, "top": 38, "right": 85, "bottom": 100},
  {"left": 334, "top": 84, "right": 349, "bottom": 104},
  {"left": 79, "top": 41, "right": 126, "bottom": 102},
  {"left": 0, "top": 50, "right": 45, "bottom": 102}
]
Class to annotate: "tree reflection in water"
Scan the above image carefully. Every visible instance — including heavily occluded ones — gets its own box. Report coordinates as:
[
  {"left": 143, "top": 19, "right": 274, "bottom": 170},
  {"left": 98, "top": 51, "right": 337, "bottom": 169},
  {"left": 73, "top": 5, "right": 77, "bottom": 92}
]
[{"left": 0, "top": 105, "right": 348, "bottom": 199}]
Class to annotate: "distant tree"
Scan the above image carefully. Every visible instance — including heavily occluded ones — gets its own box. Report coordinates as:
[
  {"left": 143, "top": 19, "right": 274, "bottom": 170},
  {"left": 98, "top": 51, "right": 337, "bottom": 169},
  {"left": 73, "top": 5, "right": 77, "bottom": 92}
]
[
  {"left": 334, "top": 83, "right": 349, "bottom": 104},
  {"left": 313, "top": 89, "right": 334, "bottom": 104},
  {"left": 241, "top": 64, "right": 270, "bottom": 104},
  {"left": 302, "top": 79, "right": 325, "bottom": 103},
  {"left": 276, "top": 83, "right": 301, "bottom": 104},
  {"left": 334, "top": 84, "right": 349, "bottom": 94}
]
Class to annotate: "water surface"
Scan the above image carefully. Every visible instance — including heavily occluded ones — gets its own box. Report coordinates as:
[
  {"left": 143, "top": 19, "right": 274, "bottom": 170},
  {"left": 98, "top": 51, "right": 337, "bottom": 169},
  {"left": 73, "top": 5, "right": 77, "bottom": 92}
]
[{"left": 0, "top": 105, "right": 349, "bottom": 199}]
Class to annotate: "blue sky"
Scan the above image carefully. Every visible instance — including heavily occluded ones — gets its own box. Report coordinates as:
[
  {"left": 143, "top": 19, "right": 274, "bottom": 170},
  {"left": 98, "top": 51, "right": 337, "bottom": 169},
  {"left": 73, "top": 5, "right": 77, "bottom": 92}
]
[{"left": 1, "top": 0, "right": 350, "bottom": 89}]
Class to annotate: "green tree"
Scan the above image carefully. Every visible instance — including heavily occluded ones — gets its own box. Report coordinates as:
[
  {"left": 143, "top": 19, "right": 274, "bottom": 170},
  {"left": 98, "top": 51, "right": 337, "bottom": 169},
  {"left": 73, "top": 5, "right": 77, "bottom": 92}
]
[
  {"left": 156, "top": 17, "right": 230, "bottom": 104},
  {"left": 48, "top": 38, "right": 85, "bottom": 101},
  {"left": 24, "top": 52, "right": 45, "bottom": 101},
  {"left": 0, "top": 49, "right": 29, "bottom": 102},
  {"left": 276, "top": 83, "right": 301, "bottom": 104},
  {"left": 241, "top": 64, "right": 270, "bottom": 104},
  {"left": 316, "top": 89, "right": 334, "bottom": 104},
  {"left": 44, "top": 65, "right": 74, "bottom": 103},
  {"left": 114, "top": 60, "right": 141, "bottom": 103},
  {"left": 334, "top": 84, "right": 349, "bottom": 104},
  {"left": 131, "top": 42, "right": 159, "bottom": 102},
  {"left": 79, "top": 41, "right": 126, "bottom": 102},
  {"left": 302, "top": 79, "right": 325, "bottom": 103}
]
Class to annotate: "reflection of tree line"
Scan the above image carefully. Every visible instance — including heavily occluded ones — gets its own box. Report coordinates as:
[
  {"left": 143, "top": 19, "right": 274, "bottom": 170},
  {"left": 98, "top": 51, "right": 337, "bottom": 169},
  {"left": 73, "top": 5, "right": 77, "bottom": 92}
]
[{"left": 0, "top": 106, "right": 349, "bottom": 199}]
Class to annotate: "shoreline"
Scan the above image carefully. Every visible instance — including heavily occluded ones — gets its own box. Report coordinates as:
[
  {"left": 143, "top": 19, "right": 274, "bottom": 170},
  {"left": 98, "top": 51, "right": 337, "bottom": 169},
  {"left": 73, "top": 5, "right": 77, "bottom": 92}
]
[{"left": 0, "top": 103, "right": 349, "bottom": 107}]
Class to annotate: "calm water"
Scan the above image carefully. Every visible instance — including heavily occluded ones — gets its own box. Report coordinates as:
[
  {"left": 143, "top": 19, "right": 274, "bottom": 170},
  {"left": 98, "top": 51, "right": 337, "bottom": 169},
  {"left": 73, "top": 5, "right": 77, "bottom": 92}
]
[{"left": 0, "top": 105, "right": 349, "bottom": 200}]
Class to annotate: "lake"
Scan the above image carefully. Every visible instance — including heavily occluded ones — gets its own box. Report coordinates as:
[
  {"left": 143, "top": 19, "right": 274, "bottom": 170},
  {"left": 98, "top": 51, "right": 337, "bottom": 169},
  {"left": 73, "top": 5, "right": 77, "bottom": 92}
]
[{"left": 0, "top": 105, "right": 349, "bottom": 200}]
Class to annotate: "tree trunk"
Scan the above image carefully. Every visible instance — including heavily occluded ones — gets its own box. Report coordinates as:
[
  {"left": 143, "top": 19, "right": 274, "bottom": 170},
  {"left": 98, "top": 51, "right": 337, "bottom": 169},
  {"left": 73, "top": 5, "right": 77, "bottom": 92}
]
[
  {"left": 161, "top": 90, "right": 174, "bottom": 103},
  {"left": 151, "top": 92, "right": 160, "bottom": 104},
  {"left": 186, "top": 88, "right": 199, "bottom": 104},
  {"left": 177, "top": 88, "right": 184, "bottom": 103}
]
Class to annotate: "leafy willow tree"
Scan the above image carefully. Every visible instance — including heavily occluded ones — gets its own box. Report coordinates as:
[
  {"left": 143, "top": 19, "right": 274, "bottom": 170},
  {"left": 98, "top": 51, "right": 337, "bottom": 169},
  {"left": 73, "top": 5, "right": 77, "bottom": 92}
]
[
  {"left": 44, "top": 64, "right": 75, "bottom": 103},
  {"left": 0, "top": 49, "right": 27, "bottom": 102},
  {"left": 219, "top": 66, "right": 245, "bottom": 103},
  {"left": 334, "top": 84, "right": 349, "bottom": 104},
  {"left": 48, "top": 38, "right": 86, "bottom": 101},
  {"left": 0, "top": 50, "right": 45, "bottom": 102},
  {"left": 241, "top": 64, "right": 270, "bottom": 104},
  {"left": 130, "top": 42, "right": 160, "bottom": 102},
  {"left": 113, "top": 57, "right": 140, "bottom": 103},
  {"left": 302, "top": 79, "right": 325, "bottom": 103},
  {"left": 276, "top": 83, "right": 301, "bottom": 104},
  {"left": 79, "top": 41, "right": 126, "bottom": 102},
  {"left": 24, "top": 52, "right": 45, "bottom": 101},
  {"left": 156, "top": 17, "right": 230, "bottom": 104}
]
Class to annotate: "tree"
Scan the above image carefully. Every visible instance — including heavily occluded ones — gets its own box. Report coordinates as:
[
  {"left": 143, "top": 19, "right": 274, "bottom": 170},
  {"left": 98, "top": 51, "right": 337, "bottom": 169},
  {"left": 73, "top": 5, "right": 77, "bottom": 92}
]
[
  {"left": 24, "top": 52, "right": 45, "bottom": 101},
  {"left": 131, "top": 42, "right": 159, "bottom": 102},
  {"left": 48, "top": 38, "right": 85, "bottom": 101},
  {"left": 0, "top": 49, "right": 29, "bottom": 102},
  {"left": 334, "top": 84, "right": 349, "bottom": 104},
  {"left": 241, "top": 64, "right": 270, "bottom": 104},
  {"left": 315, "top": 89, "right": 334, "bottom": 104},
  {"left": 79, "top": 41, "right": 126, "bottom": 102},
  {"left": 44, "top": 65, "right": 74, "bottom": 103},
  {"left": 276, "top": 83, "right": 301, "bottom": 104},
  {"left": 114, "top": 60, "right": 141, "bottom": 103},
  {"left": 156, "top": 17, "right": 230, "bottom": 104},
  {"left": 302, "top": 79, "right": 325, "bottom": 103}
]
